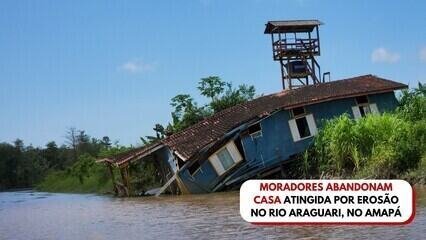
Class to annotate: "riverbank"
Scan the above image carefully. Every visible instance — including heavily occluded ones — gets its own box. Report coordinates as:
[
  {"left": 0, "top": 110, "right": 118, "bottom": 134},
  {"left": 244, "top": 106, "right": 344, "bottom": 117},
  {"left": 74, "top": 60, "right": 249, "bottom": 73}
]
[
  {"left": 35, "top": 167, "right": 425, "bottom": 195},
  {"left": 36, "top": 169, "right": 113, "bottom": 194}
]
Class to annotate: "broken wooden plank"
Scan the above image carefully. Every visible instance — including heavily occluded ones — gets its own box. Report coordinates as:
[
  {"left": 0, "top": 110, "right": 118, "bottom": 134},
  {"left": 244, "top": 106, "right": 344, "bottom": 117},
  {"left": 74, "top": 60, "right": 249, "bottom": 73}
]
[{"left": 155, "top": 174, "right": 177, "bottom": 197}]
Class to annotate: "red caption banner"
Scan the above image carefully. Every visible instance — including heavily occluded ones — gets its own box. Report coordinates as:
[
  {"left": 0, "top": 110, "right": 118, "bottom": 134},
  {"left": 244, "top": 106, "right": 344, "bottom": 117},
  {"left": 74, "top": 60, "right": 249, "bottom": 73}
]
[{"left": 240, "top": 180, "right": 414, "bottom": 225}]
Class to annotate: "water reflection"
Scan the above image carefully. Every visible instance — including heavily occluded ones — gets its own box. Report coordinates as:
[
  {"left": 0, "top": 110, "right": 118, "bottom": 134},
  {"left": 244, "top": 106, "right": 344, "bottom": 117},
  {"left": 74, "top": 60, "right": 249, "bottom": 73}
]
[{"left": 0, "top": 188, "right": 425, "bottom": 240}]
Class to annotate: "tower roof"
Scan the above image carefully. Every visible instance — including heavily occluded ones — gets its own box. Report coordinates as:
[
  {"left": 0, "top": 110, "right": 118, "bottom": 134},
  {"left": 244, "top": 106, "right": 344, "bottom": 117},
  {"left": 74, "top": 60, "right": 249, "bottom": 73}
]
[{"left": 264, "top": 20, "right": 322, "bottom": 34}]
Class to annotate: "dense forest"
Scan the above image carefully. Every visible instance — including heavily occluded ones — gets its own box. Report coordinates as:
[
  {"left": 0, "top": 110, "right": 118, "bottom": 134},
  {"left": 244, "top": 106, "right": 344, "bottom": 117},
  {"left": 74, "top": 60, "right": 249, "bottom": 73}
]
[
  {"left": 0, "top": 129, "right": 129, "bottom": 191},
  {"left": 0, "top": 76, "right": 256, "bottom": 191}
]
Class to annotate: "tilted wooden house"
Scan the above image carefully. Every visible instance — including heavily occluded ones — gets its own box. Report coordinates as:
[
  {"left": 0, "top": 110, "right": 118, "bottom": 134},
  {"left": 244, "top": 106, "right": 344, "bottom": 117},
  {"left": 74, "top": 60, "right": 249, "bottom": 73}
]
[
  {"left": 97, "top": 20, "right": 407, "bottom": 196},
  {"left": 99, "top": 75, "right": 406, "bottom": 195}
]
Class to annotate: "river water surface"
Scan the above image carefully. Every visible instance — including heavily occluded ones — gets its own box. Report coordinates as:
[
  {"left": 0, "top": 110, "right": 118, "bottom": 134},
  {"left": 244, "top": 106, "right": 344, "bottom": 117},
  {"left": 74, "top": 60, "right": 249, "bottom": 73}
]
[{"left": 0, "top": 188, "right": 425, "bottom": 240}]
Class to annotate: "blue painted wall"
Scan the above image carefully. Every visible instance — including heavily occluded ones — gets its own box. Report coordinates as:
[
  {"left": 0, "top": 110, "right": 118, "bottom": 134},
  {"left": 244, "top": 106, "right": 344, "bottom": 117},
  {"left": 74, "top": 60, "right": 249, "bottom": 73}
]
[
  {"left": 177, "top": 92, "right": 399, "bottom": 193},
  {"left": 240, "top": 92, "right": 399, "bottom": 169},
  {"left": 156, "top": 147, "right": 177, "bottom": 172},
  {"left": 369, "top": 92, "right": 400, "bottom": 113},
  {"left": 178, "top": 160, "right": 219, "bottom": 194},
  {"left": 148, "top": 146, "right": 219, "bottom": 194}
]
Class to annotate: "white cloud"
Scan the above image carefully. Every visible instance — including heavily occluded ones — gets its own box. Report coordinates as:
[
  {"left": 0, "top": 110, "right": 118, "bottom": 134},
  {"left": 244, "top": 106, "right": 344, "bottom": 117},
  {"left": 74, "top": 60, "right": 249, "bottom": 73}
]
[
  {"left": 371, "top": 48, "right": 400, "bottom": 64},
  {"left": 420, "top": 47, "right": 426, "bottom": 62},
  {"left": 119, "top": 58, "right": 156, "bottom": 73}
]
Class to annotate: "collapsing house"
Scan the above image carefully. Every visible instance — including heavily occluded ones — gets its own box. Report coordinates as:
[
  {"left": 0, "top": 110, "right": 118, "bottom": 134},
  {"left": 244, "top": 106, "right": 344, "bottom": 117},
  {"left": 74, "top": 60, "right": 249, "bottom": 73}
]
[{"left": 97, "top": 20, "right": 407, "bottom": 196}]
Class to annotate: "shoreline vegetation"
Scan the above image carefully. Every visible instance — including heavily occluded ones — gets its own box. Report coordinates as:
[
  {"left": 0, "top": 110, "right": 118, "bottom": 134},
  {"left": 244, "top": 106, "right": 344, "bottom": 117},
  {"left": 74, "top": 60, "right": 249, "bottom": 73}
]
[
  {"left": 0, "top": 78, "right": 424, "bottom": 194},
  {"left": 301, "top": 83, "right": 425, "bottom": 185}
]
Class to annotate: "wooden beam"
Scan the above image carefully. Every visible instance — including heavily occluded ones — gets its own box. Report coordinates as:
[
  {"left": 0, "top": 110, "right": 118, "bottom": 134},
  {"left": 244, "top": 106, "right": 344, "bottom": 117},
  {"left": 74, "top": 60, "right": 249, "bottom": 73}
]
[
  {"left": 107, "top": 164, "right": 118, "bottom": 195},
  {"left": 280, "top": 59, "right": 285, "bottom": 90},
  {"left": 119, "top": 167, "right": 129, "bottom": 197},
  {"left": 316, "top": 25, "right": 321, "bottom": 55},
  {"left": 155, "top": 174, "right": 177, "bottom": 197},
  {"left": 154, "top": 155, "right": 174, "bottom": 194},
  {"left": 125, "top": 165, "right": 131, "bottom": 196}
]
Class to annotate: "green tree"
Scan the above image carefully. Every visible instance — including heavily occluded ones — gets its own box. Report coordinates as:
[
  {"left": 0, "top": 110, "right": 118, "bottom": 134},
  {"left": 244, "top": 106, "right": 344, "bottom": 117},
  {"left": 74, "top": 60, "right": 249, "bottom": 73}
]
[
  {"left": 168, "top": 94, "right": 207, "bottom": 132},
  {"left": 43, "top": 141, "right": 60, "bottom": 169},
  {"left": 141, "top": 124, "right": 167, "bottom": 145},
  {"left": 101, "top": 136, "right": 112, "bottom": 149},
  {"left": 0, "top": 142, "right": 19, "bottom": 188},
  {"left": 163, "top": 76, "right": 256, "bottom": 134},
  {"left": 398, "top": 82, "right": 426, "bottom": 122},
  {"left": 210, "top": 83, "right": 256, "bottom": 113},
  {"left": 198, "top": 76, "right": 226, "bottom": 101},
  {"left": 70, "top": 154, "right": 95, "bottom": 184}
]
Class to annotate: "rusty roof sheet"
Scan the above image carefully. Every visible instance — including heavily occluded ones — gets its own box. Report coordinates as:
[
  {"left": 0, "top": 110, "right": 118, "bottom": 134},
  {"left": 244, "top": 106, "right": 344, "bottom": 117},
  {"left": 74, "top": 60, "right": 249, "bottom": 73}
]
[
  {"left": 104, "top": 75, "right": 406, "bottom": 165},
  {"left": 264, "top": 20, "right": 322, "bottom": 33}
]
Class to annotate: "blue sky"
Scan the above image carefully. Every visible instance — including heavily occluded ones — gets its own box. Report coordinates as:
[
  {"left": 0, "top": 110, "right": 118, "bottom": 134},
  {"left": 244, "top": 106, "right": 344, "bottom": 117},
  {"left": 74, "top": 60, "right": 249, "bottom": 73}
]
[{"left": 0, "top": 0, "right": 425, "bottom": 147}]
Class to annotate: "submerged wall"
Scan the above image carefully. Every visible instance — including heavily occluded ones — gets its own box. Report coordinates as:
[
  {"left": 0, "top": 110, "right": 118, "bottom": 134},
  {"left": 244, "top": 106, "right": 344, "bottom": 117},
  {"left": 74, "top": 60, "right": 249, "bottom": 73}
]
[{"left": 178, "top": 161, "right": 219, "bottom": 194}]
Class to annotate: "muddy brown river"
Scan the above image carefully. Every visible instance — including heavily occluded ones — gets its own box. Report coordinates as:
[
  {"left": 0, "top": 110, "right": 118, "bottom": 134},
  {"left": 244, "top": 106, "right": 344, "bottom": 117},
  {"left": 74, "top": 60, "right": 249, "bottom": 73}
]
[{"left": 0, "top": 188, "right": 425, "bottom": 240}]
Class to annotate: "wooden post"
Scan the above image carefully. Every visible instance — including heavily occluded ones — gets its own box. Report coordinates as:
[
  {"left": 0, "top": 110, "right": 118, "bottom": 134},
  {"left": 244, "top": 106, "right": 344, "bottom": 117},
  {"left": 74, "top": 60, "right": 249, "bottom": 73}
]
[
  {"left": 125, "top": 165, "right": 131, "bottom": 196},
  {"left": 154, "top": 155, "right": 174, "bottom": 194},
  {"left": 287, "top": 57, "right": 292, "bottom": 89},
  {"left": 120, "top": 167, "right": 129, "bottom": 197},
  {"left": 316, "top": 25, "right": 320, "bottom": 55},
  {"left": 107, "top": 164, "right": 118, "bottom": 195},
  {"left": 280, "top": 60, "right": 285, "bottom": 90}
]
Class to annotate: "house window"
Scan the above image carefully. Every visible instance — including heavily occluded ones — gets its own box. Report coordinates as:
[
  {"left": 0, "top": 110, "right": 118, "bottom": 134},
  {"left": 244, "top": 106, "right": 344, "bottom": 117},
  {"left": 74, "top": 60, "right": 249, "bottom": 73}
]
[
  {"left": 248, "top": 123, "right": 262, "bottom": 138},
  {"left": 217, "top": 148, "right": 234, "bottom": 171},
  {"left": 352, "top": 96, "right": 379, "bottom": 119},
  {"left": 208, "top": 141, "right": 243, "bottom": 176},
  {"left": 288, "top": 107, "right": 318, "bottom": 142},
  {"left": 359, "top": 105, "right": 371, "bottom": 117},
  {"left": 187, "top": 160, "right": 201, "bottom": 176},
  {"left": 295, "top": 117, "right": 311, "bottom": 138}
]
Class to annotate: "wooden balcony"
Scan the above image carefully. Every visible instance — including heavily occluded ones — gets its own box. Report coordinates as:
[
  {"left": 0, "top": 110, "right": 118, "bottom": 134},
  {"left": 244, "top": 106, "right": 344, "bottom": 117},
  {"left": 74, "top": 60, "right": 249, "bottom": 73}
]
[{"left": 273, "top": 38, "right": 320, "bottom": 60}]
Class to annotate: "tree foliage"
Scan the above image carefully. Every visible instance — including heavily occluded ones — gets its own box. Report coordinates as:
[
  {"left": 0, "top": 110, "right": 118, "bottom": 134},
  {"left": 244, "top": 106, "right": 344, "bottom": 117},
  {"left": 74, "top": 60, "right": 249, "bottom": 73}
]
[
  {"left": 197, "top": 76, "right": 226, "bottom": 101},
  {"left": 209, "top": 83, "right": 256, "bottom": 113},
  {"left": 167, "top": 94, "right": 207, "bottom": 133},
  {"left": 157, "top": 76, "right": 256, "bottom": 135},
  {"left": 398, "top": 82, "right": 426, "bottom": 122},
  {"left": 0, "top": 128, "right": 126, "bottom": 190}
]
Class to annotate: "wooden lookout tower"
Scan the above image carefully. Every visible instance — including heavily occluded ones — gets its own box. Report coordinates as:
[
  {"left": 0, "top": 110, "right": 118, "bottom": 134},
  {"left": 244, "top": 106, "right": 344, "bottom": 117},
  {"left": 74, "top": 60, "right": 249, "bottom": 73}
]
[{"left": 265, "top": 20, "right": 328, "bottom": 90}]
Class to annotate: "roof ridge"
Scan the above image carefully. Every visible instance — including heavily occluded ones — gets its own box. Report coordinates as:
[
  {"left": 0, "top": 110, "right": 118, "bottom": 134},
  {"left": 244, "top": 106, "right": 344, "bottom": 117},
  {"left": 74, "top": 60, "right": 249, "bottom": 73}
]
[{"left": 163, "top": 74, "right": 405, "bottom": 141}]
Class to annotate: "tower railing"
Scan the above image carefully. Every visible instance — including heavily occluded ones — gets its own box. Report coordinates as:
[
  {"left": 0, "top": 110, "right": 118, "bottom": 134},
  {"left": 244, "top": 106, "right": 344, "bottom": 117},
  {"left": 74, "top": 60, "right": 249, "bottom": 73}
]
[{"left": 273, "top": 38, "right": 319, "bottom": 60}]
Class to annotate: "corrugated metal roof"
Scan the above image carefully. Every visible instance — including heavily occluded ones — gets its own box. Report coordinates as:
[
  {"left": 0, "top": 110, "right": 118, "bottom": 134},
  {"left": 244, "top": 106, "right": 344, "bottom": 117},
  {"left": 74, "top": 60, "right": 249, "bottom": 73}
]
[
  {"left": 105, "top": 75, "right": 406, "bottom": 166},
  {"left": 264, "top": 20, "right": 322, "bottom": 33}
]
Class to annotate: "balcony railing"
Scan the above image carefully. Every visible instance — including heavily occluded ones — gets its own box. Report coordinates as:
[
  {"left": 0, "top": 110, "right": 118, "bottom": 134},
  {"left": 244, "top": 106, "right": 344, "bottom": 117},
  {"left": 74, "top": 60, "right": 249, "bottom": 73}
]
[{"left": 273, "top": 38, "right": 319, "bottom": 59}]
